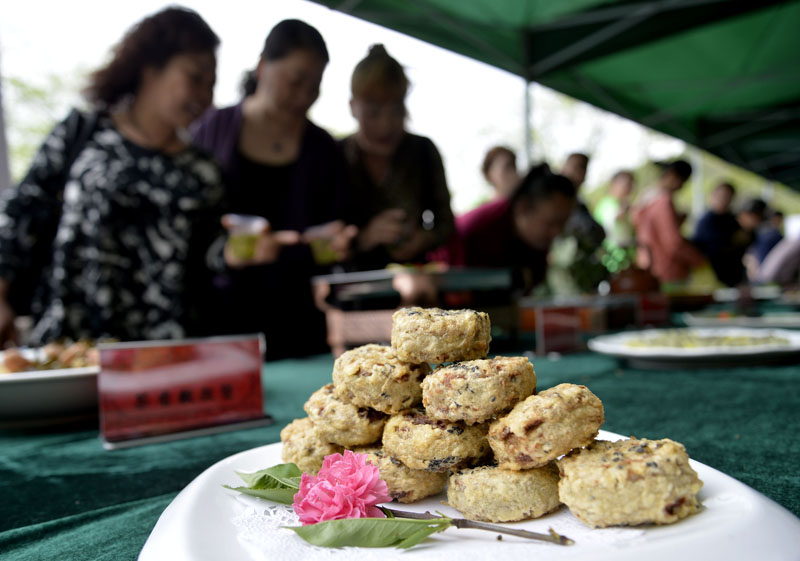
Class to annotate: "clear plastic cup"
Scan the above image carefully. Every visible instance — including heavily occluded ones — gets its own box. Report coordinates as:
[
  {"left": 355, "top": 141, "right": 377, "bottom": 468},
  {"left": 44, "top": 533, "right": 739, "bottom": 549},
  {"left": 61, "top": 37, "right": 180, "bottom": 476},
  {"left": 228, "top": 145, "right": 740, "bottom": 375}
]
[
  {"left": 309, "top": 238, "right": 340, "bottom": 266},
  {"left": 304, "top": 223, "right": 342, "bottom": 266},
  {"left": 225, "top": 214, "right": 268, "bottom": 260}
]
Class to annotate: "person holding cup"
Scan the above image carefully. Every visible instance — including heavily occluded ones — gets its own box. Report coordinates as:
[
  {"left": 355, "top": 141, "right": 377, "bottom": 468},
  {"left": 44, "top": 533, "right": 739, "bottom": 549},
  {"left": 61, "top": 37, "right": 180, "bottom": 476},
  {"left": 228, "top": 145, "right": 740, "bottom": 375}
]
[
  {"left": 339, "top": 44, "right": 455, "bottom": 270},
  {"left": 192, "top": 20, "right": 355, "bottom": 359}
]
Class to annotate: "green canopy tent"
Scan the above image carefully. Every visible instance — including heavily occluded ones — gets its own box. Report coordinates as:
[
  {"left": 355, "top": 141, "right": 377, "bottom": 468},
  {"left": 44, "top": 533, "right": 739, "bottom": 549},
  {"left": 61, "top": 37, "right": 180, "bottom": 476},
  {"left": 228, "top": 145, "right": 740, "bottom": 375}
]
[{"left": 312, "top": 0, "right": 800, "bottom": 190}]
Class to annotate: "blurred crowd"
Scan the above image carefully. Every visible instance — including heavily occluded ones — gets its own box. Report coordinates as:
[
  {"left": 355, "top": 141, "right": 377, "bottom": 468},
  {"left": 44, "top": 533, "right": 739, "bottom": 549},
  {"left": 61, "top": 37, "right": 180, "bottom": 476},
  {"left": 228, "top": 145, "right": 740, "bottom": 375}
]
[{"left": 0, "top": 7, "right": 797, "bottom": 358}]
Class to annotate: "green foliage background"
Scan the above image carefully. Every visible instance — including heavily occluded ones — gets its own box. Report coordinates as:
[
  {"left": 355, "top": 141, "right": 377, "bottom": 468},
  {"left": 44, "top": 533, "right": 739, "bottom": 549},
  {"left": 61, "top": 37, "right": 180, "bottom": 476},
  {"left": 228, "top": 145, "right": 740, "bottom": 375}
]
[{"left": 2, "top": 70, "right": 84, "bottom": 182}]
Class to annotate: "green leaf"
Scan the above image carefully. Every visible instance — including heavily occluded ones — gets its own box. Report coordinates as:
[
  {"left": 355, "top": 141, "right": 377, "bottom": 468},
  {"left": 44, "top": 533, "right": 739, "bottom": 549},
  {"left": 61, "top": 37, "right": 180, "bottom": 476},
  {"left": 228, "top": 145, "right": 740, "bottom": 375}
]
[
  {"left": 223, "top": 485, "right": 298, "bottom": 505},
  {"left": 284, "top": 517, "right": 452, "bottom": 549},
  {"left": 223, "top": 463, "right": 303, "bottom": 505},
  {"left": 236, "top": 463, "right": 302, "bottom": 491},
  {"left": 395, "top": 524, "right": 449, "bottom": 549}
]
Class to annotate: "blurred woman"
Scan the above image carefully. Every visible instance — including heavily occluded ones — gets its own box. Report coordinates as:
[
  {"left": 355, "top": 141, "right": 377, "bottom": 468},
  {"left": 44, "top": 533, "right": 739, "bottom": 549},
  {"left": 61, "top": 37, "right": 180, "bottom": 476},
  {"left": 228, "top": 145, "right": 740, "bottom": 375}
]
[
  {"left": 0, "top": 7, "right": 222, "bottom": 346},
  {"left": 340, "top": 44, "right": 455, "bottom": 270},
  {"left": 692, "top": 182, "right": 748, "bottom": 286},
  {"left": 449, "top": 164, "right": 576, "bottom": 294},
  {"left": 633, "top": 160, "right": 706, "bottom": 283},
  {"left": 594, "top": 170, "right": 635, "bottom": 248},
  {"left": 482, "top": 146, "right": 520, "bottom": 199},
  {"left": 192, "top": 20, "right": 354, "bottom": 359}
]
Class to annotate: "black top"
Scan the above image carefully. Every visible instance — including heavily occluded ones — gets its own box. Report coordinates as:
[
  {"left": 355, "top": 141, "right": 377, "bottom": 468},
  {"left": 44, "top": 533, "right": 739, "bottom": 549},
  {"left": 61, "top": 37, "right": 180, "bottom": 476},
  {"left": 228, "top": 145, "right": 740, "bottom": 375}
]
[
  {"left": 233, "top": 153, "right": 295, "bottom": 225},
  {"left": 693, "top": 210, "right": 749, "bottom": 286},
  {"left": 191, "top": 104, "right": 351, "bottom": 360},
  {"left": 0, "top": 111, "right": 224, "bottom": 343},
  {"left": 219, "top": 151, "right": 327, "bottom": 360},
  {"left": 339, "top": 133, "right": 455, "bottom": 270}
]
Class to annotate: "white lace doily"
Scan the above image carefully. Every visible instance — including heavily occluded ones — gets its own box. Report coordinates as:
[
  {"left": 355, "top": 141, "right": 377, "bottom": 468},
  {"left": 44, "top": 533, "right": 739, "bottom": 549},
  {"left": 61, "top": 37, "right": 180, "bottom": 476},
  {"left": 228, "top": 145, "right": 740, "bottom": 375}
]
[{"left": 231, "top": 496, "right": 646, "bottom": 561}]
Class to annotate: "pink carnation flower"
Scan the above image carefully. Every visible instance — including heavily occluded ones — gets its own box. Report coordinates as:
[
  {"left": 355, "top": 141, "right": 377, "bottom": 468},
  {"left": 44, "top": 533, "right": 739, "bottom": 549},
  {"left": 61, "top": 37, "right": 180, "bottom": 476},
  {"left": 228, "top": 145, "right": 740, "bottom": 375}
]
[{"left": 293, "top": 450, "right": 391, "bottom": 525}]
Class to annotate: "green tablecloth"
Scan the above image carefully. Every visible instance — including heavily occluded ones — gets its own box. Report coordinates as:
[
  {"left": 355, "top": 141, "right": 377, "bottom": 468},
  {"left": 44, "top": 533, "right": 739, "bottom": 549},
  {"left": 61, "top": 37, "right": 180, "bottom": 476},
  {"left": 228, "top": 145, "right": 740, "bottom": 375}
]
[{"left": 1, "top": 353, "right": 799, "bottom": 560}]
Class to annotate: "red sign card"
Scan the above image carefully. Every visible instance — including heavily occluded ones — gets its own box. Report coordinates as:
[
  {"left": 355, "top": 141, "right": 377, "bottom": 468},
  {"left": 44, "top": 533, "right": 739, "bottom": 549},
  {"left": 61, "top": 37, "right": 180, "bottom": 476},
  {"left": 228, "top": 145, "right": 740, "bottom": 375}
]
[
  {"left": 604, "top": 295, "right": 639, "bottom": 330},
  {"left": 535, "top": 305, "right": 583, "bottom": 354},
  {"left": 638, "top": 292, "right": 670, "bottom": 326},
  {"left": 98, "top": 335, "right": 265, "bottom": 445}
]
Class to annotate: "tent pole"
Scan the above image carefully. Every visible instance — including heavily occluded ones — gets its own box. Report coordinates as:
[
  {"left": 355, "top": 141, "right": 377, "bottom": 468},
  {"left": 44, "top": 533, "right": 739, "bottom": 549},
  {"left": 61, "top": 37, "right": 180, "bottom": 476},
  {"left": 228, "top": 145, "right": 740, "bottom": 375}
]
[
  {"left": 524, "top": 79, "right": 532, "bottom": 169},
  {"left": 762, "top": 180, "right": 775, "bottom": 202},
  {"left": 522, "top": 26, "right": 534, "bottom": 170},
  {"left": 0, "top": 45, "right": 10, "bottom": 191},
  {"left": 690, "top": 148, "right": 705, "bottom": 226}
]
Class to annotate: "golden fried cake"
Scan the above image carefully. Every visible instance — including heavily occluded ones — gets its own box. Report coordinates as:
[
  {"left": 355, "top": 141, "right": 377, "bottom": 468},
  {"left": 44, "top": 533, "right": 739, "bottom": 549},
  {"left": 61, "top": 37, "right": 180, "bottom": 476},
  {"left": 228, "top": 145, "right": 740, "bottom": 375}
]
[
  {"left": 558, "top": 438, "right": 703, "bottom": 528},
  {"left": 447, "top": 463, "right": 561, "bottom": 522},
  {"left": 303, "top": 384, "right": 387, "bottom": 447},
  {"left": 354, "top": 445, "right": 448, "bottom": 503},
  {"left": 331, "top": 344, "right": 430, "bottom": 414},
  {"left": 391, "top": 307, "right": 491, "bottom": 364},
  {"left": 422, "top": 357, "right": 536, "bottom": 425},
  {"left": 382, "top": 407, "right": 490, "bottom": 472},
  {"left": 487, "top": 383, "right": 604, "bottom": 470},
  {"left": 280, "top": 417, "right": 343, "bottom": 475}
]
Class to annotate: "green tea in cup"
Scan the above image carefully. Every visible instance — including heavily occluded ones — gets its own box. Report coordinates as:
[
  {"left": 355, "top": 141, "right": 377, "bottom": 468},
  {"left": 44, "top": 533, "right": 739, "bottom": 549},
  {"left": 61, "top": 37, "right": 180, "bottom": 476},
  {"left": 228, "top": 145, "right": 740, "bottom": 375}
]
[
  {"left": 228, "top": 233, "right": 259, "bottom": 260},
  {"left": 225, "top": 214, "right": 268, "bottom": 260},
  {"left": 310, "top": 237, "right": 339, "bottom": 266}
]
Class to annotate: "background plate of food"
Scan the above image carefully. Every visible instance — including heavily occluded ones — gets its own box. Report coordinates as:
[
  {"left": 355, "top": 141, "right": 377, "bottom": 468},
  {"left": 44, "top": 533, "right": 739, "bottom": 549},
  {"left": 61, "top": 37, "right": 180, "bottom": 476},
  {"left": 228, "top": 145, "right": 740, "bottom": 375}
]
[
  {"left": 778, "top": 287, "right": 800, "bottom": 308},
  {"left": 0, "top": 342, "right": 100, "bottom": 422},
  {"left": 712, "top": 285, "right": 782, "bottom": 303},
  {"left": 682, "top": 311, "right": 800, "bottom": 329},
  {"left": 587, "top": 327, "right": 800, "bottom": 369}
]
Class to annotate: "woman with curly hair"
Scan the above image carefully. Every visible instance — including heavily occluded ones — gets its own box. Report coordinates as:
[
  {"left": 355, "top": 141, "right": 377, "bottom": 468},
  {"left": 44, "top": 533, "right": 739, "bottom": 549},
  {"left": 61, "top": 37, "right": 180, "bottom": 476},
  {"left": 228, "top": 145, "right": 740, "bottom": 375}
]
[{"left": 0, "top": 6, "right": 224, "bottom": 345}]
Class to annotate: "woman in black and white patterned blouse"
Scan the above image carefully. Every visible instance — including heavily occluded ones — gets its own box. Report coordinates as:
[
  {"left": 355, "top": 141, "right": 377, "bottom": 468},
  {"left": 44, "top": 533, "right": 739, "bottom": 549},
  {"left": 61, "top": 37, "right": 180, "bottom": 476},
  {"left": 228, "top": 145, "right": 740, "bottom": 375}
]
[{"left": 0, "top": 7, "right": 225, "bottom": 345}]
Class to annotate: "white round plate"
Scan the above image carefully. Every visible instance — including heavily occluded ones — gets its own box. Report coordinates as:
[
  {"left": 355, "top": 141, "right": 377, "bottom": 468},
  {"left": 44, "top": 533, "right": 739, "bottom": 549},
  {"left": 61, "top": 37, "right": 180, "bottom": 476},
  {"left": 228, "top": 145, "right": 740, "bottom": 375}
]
[
  {"left": 587, "top": 327, "right": 800, "bottom": 367},
  {"left": 682, "top": 312, "right": 800, "bottom": 329},
  {"left": 0, "top": 349, "right": 99, "bottom": 420},
  {"left": 139, "top": 431, "right": 800, "bottom": 561},
  {"left": 713, "top": 286, "right": 782, "bottom": 302}
]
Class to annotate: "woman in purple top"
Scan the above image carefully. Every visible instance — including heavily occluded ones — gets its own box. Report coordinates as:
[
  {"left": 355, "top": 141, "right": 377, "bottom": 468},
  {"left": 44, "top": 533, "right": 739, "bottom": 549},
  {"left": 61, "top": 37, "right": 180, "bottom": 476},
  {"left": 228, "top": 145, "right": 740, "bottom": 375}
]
[{"left": 192, "top": 20, "right": 354, "bottom": 360}]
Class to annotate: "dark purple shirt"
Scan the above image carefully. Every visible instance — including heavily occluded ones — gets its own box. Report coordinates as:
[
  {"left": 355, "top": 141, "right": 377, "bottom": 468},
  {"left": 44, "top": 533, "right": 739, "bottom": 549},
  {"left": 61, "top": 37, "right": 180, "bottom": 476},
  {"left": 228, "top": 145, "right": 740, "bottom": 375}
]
[
  {"left": 192, "top": 103, "right": 350, "bottom": 230},
  {"left": 191, "top": 104, "right": 351, "bottom": 359}
]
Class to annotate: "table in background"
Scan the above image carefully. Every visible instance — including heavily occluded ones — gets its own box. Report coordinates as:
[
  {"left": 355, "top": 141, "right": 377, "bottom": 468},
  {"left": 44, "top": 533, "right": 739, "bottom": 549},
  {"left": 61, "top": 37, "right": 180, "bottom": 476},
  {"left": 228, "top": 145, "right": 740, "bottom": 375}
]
[{"left": 1, "top": 352, "right": 798, "bottom": 560}]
